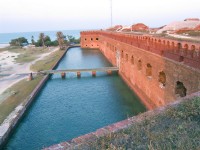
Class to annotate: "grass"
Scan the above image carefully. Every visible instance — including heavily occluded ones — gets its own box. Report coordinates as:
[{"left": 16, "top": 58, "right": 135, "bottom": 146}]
[
  {"left": 0, "top": 46, "right": 50, "bottom": 63},
  {"left": 82, "top": 97, "right": 200, "bottom": 150},
  {"left": 0, "top": 48, "right": 66, "bottom": 124},
  {"left": 0, "top": 75, "right": 43, "bottom": 124},
  {"left": 30, "top": 50, "right": 65, "bottom": 71}
]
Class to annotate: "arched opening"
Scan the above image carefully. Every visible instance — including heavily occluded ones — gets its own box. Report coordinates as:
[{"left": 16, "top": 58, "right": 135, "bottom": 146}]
[
  {"left": 179, "top": 56, "right": 184, "bottom": 62},
  {"left": 191, "top": 45, "right": 195, "bottom": 51},
  {"left": 158, "top": 71, "right": 166, "bottom": 87},
  {"left": 146, "top": 63, "right": 152, "bottom": 77},
  {"left": 167, "top": 41, "right": 170, "bottom": 49},
  {"left": 126, "top": 54, "right": 128, "bottom": 62},
  {"left": 184, "top": 44, "right": 188, "bottom": 50},
  {"left": 131, "top": 56, "right": 134, "bottom": 65},
  {"left": 175, "top": 81, "right": 187, "bottom": 97},
  {"left": 121, "top": 51, "right": 124, "bottom": 58},
  {"left": 91, "top": 38, "right": 93, "bottom": 41},
  {"left": 96, "top": 38, "right": 99, "bottom": 41},
  {"left": 177, "top": 43, "right": 182, "bottom": 50},
  {"left": 138, "top": 59, "right": 142, "bottom": 70},
  {"left": 171, "top": 42, "right": 175, "bottom": 48},
  {"left": 85, "top": 38, "right": 87, "bottom": 41}
]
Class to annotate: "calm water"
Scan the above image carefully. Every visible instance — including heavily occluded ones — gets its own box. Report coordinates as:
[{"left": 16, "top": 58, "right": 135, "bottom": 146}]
[
  {"left": 4, "top": 47, "right": 146, "bottom": 150},
  {"left": 0, "top": 30, "right": 80, "bottom": 44}
]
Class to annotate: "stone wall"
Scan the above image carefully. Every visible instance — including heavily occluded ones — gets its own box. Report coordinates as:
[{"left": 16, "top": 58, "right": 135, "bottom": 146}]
[{"left": 81, "top": 31, "right": 200, "bottom": 109}]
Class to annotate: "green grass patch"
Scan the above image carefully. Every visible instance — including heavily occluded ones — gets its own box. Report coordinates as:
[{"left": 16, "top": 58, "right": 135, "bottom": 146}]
[
  {"left": 0, "top": 48, "right": 65, "bottom": 124},
  {"left": 84, "top": 97, "right": 200, "bottom": 149},
  {"left": 30, "top": 50, "right": 65, "bottom": 71},
  {"left": 0, "top": 75, "right": 43, "bottom": 124}
]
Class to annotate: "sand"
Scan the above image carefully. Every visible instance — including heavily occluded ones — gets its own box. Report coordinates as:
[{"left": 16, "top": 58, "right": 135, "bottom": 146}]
[{"left": 0, "top": 47, "right": 59, "bottom": 95}]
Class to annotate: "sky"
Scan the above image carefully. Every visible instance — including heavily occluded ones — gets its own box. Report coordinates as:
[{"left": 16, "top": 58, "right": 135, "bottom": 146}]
[{"left": 0, "top": 0, "right": 200, "bottom": 33}]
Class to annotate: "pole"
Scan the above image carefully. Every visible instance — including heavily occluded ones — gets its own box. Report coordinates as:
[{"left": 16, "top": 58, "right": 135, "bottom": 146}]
[{"left": 110, "top": 0, "right": 113, "bottom": 27}]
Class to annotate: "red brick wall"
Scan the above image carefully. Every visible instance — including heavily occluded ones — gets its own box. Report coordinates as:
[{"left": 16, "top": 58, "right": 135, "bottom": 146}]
[{"left": 81, "top": 31, "right": 200, "bottom": 109}]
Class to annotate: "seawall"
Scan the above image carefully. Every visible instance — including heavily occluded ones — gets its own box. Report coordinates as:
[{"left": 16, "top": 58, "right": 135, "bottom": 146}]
[{"left": 0, "top": 46, "right": 79, "bottom": 148}]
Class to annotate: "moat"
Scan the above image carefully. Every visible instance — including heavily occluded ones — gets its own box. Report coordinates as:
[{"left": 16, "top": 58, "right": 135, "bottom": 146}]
[{"left": 4, "top": 47, "right": 146, "bottom": 149}]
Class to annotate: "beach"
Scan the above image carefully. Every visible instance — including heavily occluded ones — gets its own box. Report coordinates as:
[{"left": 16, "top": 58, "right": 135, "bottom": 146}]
[
  {"left": 0, "top": 47, "right": 59, "bottom": 95},
  {"left": 0, "top": 44, "right": 10, "bottom": 48}
]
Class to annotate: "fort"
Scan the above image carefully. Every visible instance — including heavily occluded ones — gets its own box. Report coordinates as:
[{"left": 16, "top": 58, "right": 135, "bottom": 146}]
[{"left": 80, "top": 30, "right": 200, "bottom": 109}]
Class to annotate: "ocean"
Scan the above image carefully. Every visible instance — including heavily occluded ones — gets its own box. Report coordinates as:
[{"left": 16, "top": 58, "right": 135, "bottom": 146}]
[{"left": 0, "top": 30, "right": 81, "bottom": 44}]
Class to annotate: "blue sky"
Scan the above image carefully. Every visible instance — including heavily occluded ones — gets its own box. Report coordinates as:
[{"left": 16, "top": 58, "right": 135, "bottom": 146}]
[{"left": 0, "top": 0, "right": 200, "bottom": 33}]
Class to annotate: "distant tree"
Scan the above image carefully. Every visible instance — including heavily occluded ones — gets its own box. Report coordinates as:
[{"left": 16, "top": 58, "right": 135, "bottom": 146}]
[
  {"left": 39, "top": 33, "right": 45, "bottom": 47},
  {"left": 31, "top": 35, "right": 35, "bottom": 45},
  {"left": 56, "top": 31, "right": 65, "bottom": 50},
  {"left": 67, "top": 35, "right": 80, "bottom": 44},
  {"left": 9, "top": 37, "right": 28, "bottom": 46}
]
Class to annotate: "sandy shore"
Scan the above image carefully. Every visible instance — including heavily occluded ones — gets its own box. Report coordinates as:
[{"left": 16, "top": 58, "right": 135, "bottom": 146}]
[
  {"left": 0, "top": 44, "right": 10, "bottom": 48},
  {"left": 0, "top": 47, "right": 59, "bottom": 95}
]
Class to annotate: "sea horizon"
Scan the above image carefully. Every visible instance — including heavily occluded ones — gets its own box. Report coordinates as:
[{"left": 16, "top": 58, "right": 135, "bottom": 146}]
[{"left": 0, "top": 29, "right": 98, "bottom": 44}]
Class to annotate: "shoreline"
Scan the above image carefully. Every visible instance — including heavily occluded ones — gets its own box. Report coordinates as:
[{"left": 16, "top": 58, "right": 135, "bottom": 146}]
[
  {"left": 0, "top": 47, "right": 59, "bottom": 95},
  {"left": 0, "top": 46, "right": 76, "bottom": 148},
  {"left": 0, "top": 44, "right": 10, "bottom": 48}
]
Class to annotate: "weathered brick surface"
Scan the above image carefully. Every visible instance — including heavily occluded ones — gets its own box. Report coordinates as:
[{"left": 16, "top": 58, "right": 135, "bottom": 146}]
[{"left": 80, "top": 31, "right": 200, "bottom": 109}]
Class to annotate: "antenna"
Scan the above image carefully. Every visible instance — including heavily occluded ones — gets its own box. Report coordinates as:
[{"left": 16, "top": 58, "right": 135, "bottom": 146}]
[{"left": 110, "top": 0, "right": 113, "bottom": 27}]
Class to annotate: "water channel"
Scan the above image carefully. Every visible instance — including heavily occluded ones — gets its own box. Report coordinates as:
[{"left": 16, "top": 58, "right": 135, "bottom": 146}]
[{"left": 4, "top": 47, "right": 146, "bottom": 149}]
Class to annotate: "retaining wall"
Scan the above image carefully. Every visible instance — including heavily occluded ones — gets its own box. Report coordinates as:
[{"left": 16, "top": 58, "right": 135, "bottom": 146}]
[{"left": 0, "top": 46, "right": 78, "bottom": 148}]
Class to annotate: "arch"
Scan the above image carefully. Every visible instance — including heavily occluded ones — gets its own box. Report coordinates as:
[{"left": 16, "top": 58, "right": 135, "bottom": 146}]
[
  {"left": 177, "top": 43, "right": 182, "bottom": 50},
  {"left": 171, "top": 42, "right": 175, "bottom": 48},
  {"left": 163, "top": 40, "right": 166, "bottom": 45},
  {"left": 183, "top": 44, "right": 188, "bottom": 56},
  {"left": 126, "top": 54, "right": 128, "bottom": 62},
  {"left": 121, "top": 50, "right": 124, "bottom": 58},
  {"left": 146, "top": 63, "right": 152, "bottom": 77},
  {"left": 138, "top": 59, "right": 142, "bottom": 70},
  {"left": 191, "top": 45, "right": 195, "bottom": 51},
  {"left": 131, "top": 56, "right": 134, "bottom": 65},
  {"left": 85, "top": 38, "right": 87, "bottom": 41},
  {"left": 91, "top": 38, "right": 93, "bottom": 41},
  {"left": 96, "top": 38, "right": 99, "bottom": 41},
  {"left": 158, "top": 71, "right": 166, "bottom": 87},
  {"left": 175, "top": 81, "right": 187, "bottom": 97},
  {"left": 184, "top": 44, "right": 188, "bottom": 50},
  {"left": 167, "top": 41, "right": 170, "bottom": 46},
  {"left": 179, "top": 56, "right": 184, "bottom": 62}
]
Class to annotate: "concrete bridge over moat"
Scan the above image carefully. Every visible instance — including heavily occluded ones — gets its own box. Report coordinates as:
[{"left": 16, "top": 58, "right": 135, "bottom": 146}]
[{"left": 0, "top": 67, "right": 119, "bottom": 80}]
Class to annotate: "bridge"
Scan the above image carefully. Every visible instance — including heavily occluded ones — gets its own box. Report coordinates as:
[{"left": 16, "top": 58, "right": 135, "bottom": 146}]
[{"left": 0, "top": 67, "right": 119, "bottom": 79}]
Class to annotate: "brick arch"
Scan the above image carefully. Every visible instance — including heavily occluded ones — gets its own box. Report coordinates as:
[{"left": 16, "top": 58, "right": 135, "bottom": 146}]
[
  {"left": 167, "top": 41, "right": 170, "bottom": 49},
  {"left": 184, "top": 44, "right": 188, "bottom": 50},
  {"left": 158, "top": 71, "right": 166, "bottom": 87},
  {"left": 146, "top": 63, "right": 152, "bottom": 77},
  {"left": 131, "top": 55, "right": 134, "bottom": 65},
  {"left": 175, "top": 81, "right": 187, "bottom": 97},
  {"left": 177, "top": 42, "right": 182, "bottom": 50},
  {"left": 163, "top": 40, "right": 166, "bottom": 45},
  {"left": 121, "top": 50, "right": 124, "bottom": 58},
  {"left": 191, "top": 45, "right": 195, "bottom": 51},
  {"left": 138, "top": 59, "right": 142, "bottom": 70},
  {"left": 126, "top": 53, "right": 128, "bottom": 62}
]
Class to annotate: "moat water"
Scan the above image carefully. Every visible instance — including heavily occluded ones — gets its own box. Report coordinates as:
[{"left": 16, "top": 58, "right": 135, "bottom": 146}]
[{"left": 4, "top": 47, "right": 146, "bottom": 149}]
